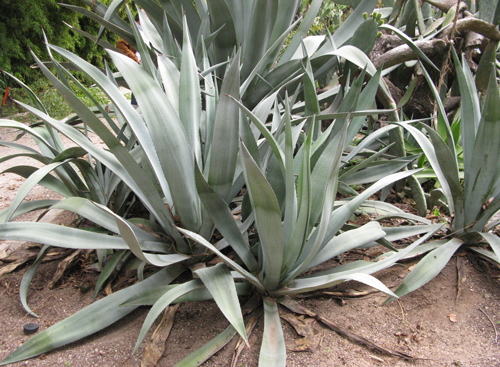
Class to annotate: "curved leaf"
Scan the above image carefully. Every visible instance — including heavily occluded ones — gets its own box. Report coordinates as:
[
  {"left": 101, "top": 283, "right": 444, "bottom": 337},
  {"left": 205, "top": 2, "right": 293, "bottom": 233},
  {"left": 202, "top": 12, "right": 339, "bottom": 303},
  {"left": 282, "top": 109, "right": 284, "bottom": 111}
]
[
  {"left": 0, "top": 120, "right": 58, "bottom": 155},
  {"left": 307, "top": 222, "right": 386, "bottom": 271},
  {"left": 451, "top": 49, "right": 481, "bottom": 181},
  {"left": 0, "top": 266, "right": 183, "bottom": 365},
  {"left": 176, "top": 227, "right": 262, "bottom": 289},
  {"left": 397, "top": 122, "right": 455, "bottom": 213},
  {"left": 240, "top": 142, "right": 284, "bottom": 290},
  {"left": 158, "top": 55, "right": 180, "bottom": 113},
  {"left": 321, "top": 169, "right": 421, "bottom": 247},
  {"left": 240, "top": 0, "right": 278, "bottom": 80},
  {"left": 122, "top": 282, "right": 252, "bottom": 306},
  {"left": 208, "top": 52, "right": 241, "bottom": 202},
  {"left": 59, "top": 3, "right": 135, "bottom": 47},
  {"left": 173, "top": 325, "right": 237, "bottom": 367},
  {"left": 479, "top": 232, "right": 500, "bottom": 264},
  {"left": 0, "top": 222, "right": 163, "bottom": 252},
  {"left": 230, "top": 96, "right": 285, "bottom": 175},
  {"left": 94, "top": 203, "right": 190, "bottom": 266},
  {"left": 179, "top": 15, "right": 202, "bottom": 162},
  {"left": 3, "top": 162, "right": 74, "bottom": 222},
  {"left": 388, "top": 238, "right": 463, "bottom": 301},
  {"left": 194, "top": 164, "right": 258, "bottom": 271},
  {"left": 259, "top": 297, "right": 286, "bottom": 367},
  {"left": 133, "top": 280, "right": 205, "bottom": 353},
  {"left": 464, "top": 69, "right": 500, "bottom": 226},
  {"left": 315, "top": 0, "right": 377, "bottom": 51},
  {"left": 279, "top": 272, "right": 397, "bottom": 298},
  {"left": 381, "top": 223, "right": 445, "bottom": 242},
  {"left": 93, "top": 249, "right": 130, "bottom": 300},
  {"left": 50, "top": 197, "right": 160, "bottom": 241},
  {"left": 96, "top": 0, "right": 124, "bottom": 42},
  {"left": 1, "top": 71, "right": 47, "bottom": 114},
  {"left": 0, "top": 200, "right": 58, "bottom": 222},
  {"left": 326, "top": 45, "right": 377, "bottom": 75},
  {"left": 278, "top": 0, "right": 322, "bottom": 66},
  {"left": 43, "top": 45, "right": 179, "bottom": 239},
  {"left": 307, "top": 224, "right": 444, "bottom": 278},
  {"left": 107, "top": 49, "right": 201, "bottom": 232},
  {"left": 20, "top": 245, "right": 52, "bottom": 317},
  {"left": 379, "top": 24, "right": 439, "bottom": 71},
  {"left": 194, "top": 263, "right": 247, "bottom": 341}
]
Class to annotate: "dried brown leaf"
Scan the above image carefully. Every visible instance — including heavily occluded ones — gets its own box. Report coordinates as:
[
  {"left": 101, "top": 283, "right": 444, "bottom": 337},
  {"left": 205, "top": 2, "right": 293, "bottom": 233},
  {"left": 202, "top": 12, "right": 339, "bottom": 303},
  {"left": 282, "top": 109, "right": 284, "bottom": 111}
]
[
  {"left": 231, "top": 311, "right": 261, "bottom": 367},
  {"left": 47, "top": 249, "right": 85, "bottom": 289},
  {"left": 104, "top": 282, "right": 113, "bottom": 296},
  {"left": 0, "top": 260, "right": 29, "bottom": 277},
  {"left": 448, "top": 313, "right": 458, "bottom": 323},
  {"left": 280, "top": 312, "right": 318, "bottom": 338},
  {"left": 286, "top": 334, "right": 323, "bottom": 352},
  {"left": 281, "top": 311, "right": 323, "bottom": 352},
  {"left": 141, "top": 304, "right": 179, "bottom": 367}
]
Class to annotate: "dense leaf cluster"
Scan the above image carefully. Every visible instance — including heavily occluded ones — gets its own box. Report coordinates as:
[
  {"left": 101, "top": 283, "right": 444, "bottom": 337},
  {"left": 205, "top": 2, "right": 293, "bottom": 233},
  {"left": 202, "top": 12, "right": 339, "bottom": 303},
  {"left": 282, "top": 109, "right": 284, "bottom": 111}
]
[{"left": 0, "top": 0, "right": 131, "bottom": 84}]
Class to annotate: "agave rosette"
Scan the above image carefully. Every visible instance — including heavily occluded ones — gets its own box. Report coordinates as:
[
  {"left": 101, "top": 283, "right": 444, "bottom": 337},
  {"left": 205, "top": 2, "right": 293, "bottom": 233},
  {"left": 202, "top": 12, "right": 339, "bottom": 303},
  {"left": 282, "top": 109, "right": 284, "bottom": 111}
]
[{"left": 0, "top": 0, "right": 437, "bottom": 365}]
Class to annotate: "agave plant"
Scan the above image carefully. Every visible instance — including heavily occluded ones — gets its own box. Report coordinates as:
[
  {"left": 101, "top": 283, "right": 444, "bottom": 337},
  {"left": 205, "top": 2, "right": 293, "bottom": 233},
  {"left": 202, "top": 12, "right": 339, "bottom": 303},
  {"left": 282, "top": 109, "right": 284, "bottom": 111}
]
[
  {"left": 0, "top": 67, "right": 425, "bottom": 366},
  {"left": 176, "top": 89, "right": 439, "bottom": 365},
  {"left": 0, "top": 15, "right": 245, "bottom": 366},
  {"left": 0, "top": 0, "right": 380, "bottom": 363},
  {"left": 381, "top": 48, "right": 500, "bottom": 300},
  {"left": 0, "top": 0, "right": 444, "bottom": 365},
  {"left": 147, "top": 66, "right": 438, "bottom": 364}
]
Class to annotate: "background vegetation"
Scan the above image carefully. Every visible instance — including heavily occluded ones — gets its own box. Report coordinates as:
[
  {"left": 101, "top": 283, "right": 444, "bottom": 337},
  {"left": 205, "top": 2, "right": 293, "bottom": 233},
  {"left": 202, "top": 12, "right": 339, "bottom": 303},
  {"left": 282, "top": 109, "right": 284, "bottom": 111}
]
[
  {"left": 0, "top": 0, "right": 134, "bottom": 118},
  {"left": 0, "top": 0, "right": 127, "bottom": 84}
]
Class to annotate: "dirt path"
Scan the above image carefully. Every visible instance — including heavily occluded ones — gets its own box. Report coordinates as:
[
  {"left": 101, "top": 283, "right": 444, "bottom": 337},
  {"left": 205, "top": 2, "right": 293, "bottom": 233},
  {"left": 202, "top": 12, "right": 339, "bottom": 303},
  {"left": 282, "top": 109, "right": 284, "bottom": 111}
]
[{"left": 1, "top": 122, "right": 500, "bottom": 367}]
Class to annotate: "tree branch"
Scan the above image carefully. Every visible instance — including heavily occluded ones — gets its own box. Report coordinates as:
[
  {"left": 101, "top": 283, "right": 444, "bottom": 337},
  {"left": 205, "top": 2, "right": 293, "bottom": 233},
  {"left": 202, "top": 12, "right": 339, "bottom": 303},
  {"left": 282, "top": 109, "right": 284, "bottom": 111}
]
[
  {"left": 373, "top": 39, "right": 448, "bottom": 70},
  {"left": 441, "top": 17, "right": 500, "bottom": 41}
]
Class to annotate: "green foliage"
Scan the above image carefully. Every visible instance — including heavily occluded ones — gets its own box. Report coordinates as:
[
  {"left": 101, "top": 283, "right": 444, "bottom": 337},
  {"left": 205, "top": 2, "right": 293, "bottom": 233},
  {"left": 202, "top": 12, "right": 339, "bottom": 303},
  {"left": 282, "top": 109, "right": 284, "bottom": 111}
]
[
  {"left": 386, "top": 52, "right": 500, "bottom": 301},
  {"left": 1, "top": 78, "right": 109, "bottom": 121},
  {"left": 300, "top": 1, "right": 352, "bottom": 35},
  {"left": 0, "top": 0, "right": 133, "bottom": 84},
  {"left": 0, "top": 0, "right": 415, "bottom": 365},
  {"left": 477, "top": 0, "right": 500, "bottom": 25}
]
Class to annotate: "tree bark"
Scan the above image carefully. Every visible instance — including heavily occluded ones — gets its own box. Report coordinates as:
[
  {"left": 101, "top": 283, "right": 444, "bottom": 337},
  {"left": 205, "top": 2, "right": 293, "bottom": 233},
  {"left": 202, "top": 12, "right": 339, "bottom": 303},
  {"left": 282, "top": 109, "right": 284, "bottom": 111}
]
[{"left": 373, "top": 39, "right": 448, "bottom": 70}]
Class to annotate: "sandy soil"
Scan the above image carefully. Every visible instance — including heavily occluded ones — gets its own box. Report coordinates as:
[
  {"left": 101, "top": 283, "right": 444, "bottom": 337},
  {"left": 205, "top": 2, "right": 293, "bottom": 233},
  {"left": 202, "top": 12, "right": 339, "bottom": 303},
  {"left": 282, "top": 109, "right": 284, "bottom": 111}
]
[{"left": 1, "top": 122, "right": 500, "bottom": 367}]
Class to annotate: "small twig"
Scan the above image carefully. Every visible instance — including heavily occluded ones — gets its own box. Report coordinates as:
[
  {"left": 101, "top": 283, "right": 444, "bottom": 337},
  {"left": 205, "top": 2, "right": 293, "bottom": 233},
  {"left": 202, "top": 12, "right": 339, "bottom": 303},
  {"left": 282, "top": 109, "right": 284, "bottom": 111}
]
[
  {"left": 439, "top": 222, "right": 476, "bottom": 240},
  {"left": 479, "top": 307, "right": 498, "bottom": 344},
  {"left": 456, "top": 254, "right": 467, "bottom": 303},
  {"left": 279, "top": 296, "right": 420, "bottom": 360},
  {"left": 370, "top": 355, "right": 385, "bottom": 363},
  {"left": 397, "top": 299, "right": 406, "bottom": 324}
]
